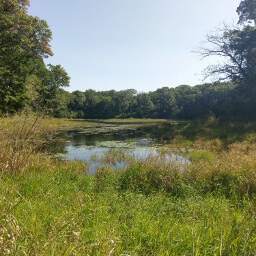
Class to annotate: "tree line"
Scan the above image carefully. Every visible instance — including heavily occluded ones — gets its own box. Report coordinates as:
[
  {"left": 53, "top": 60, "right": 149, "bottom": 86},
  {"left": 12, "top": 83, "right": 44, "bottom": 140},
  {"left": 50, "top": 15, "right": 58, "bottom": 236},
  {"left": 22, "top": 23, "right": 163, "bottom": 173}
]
[
  {"left": 53, "top": 81, "right": 250, "bottom": 120},
  {"left": 0, "top": 0, "right": 255, "bottom": 120}
]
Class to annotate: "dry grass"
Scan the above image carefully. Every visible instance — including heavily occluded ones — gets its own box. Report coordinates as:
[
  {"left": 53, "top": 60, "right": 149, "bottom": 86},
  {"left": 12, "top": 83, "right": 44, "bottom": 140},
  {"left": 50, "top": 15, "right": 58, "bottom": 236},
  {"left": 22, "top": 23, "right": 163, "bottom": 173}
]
[
  {"left": 0, "top": 114, "right": 90, "bottom": 173},
  {"left": 186, "top": 141, "right": 256, "bottom": 198}
]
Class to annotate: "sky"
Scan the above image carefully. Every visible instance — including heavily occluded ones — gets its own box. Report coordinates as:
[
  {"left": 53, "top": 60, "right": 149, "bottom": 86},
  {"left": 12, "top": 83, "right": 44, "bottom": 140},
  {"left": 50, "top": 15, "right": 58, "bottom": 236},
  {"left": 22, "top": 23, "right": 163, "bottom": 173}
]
[{"left": 28, "top": 0, "right": 241, "bottom": 93}]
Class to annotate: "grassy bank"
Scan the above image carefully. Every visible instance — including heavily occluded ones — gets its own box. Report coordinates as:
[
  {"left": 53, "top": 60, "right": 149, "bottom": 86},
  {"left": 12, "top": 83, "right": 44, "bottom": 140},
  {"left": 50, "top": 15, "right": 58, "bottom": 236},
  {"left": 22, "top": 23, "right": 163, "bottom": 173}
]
[
  {"left": 1, "top": 115, "right": 256, "bottom": 255},
  {"left": 98, "top": 118, "right": 173, "bottom": 124}
]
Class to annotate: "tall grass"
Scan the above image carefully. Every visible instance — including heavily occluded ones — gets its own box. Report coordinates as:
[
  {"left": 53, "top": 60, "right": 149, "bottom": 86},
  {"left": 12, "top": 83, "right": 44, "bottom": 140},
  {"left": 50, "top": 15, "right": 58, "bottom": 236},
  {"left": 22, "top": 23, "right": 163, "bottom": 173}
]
[
  {"left": 1, "top": 116, "right": 256, "bottom": 254},
  {"left": 0, "top": 114, "right": 91, "bottom": 173},
  {"left": 1, "top": 163, "right": 256, "bottom": 255}
]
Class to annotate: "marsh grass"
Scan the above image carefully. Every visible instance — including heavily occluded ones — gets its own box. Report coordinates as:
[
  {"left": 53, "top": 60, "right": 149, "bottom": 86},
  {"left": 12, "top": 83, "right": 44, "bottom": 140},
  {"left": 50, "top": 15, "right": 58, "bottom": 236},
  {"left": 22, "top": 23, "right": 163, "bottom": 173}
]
[
  {"left": 140, "top": 118, "right": 256, "bottom": 147},
  {"left": 98, "top": 118, "right": 171, "bottom": 124},
  {"left": 1, "top": 116, "right": 256, "bottom": 254},
  {"left": 0, "top": 114, "right": 92, "bottom": 173},
  {"left": 1, "top": 166, "right": 256, "bottom": 255},
  {"left": 103, "top": 149, "right": 131, "bottom": 164},
  {"left": 0, "top": 114, "right": 46, "bottom": 173}
]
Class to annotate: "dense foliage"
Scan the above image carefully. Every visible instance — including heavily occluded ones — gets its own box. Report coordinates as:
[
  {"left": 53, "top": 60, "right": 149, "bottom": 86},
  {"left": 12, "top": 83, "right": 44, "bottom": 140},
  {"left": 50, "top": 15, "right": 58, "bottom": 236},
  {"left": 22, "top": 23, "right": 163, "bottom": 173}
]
[
  {"left": 0, "top": 0, "right": 69, "bottom": 113},
  {"left": 53, "top": 82, "right": 238, "bottom": 120}
]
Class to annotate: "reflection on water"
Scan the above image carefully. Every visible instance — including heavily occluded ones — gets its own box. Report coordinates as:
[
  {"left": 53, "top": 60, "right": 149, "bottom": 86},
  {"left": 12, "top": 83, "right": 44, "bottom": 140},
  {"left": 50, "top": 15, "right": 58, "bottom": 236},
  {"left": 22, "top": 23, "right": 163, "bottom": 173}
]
[{"left": 52, "top": 125, "right": 189, "bottom": 174}]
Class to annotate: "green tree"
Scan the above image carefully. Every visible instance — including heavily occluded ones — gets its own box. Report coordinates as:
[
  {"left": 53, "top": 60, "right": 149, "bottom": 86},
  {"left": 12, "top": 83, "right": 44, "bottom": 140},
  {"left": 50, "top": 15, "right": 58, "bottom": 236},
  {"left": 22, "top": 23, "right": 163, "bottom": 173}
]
[
  {"left": 51, "top": 90, "right": 71, "bottom": 118},
  {"left": 196, "top": 0, "right": 256, "bottom": 119},
  {"left": 83, "top": 90, "right": 102, "bottom": 118},
  {"left": 237, "top": 0, "right": 256, "bottom": 24},
  {"left": 151, "top": 87, "right": 176, "bottom": 119},
  {"left": 135, "top": 93, "right": 155, "bottom": 118},
  {"left": 0, "top": 1, "right": 52, "bottom": 58},
  {"left": 114, "top": 90, "right": 135, "bottom": 118},
  {"left": 68, "top": 91, "right": 86, "bottom": 118},
  {"left": 198, "top": 1, "right": 256, "bottom": 85},
  {"left": 198, "top": 25, "right": 256, "bottom": 84},
  {"left": 38, "top": 64, "right": 70, "bottom": 113},
  {"left": 0, "top": 0, "right": 69, "bottom": 114}
]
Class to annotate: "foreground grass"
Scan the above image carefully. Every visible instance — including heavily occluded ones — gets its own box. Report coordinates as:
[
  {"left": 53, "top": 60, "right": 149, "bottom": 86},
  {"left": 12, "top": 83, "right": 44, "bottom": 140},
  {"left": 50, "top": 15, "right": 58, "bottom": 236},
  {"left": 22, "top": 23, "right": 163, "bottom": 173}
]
[
  {"left": 1, "top": 163, "right": 256, "bottom": 255},
  {"left": 1, "top": 115, "right": 256, "bottom": 255}
]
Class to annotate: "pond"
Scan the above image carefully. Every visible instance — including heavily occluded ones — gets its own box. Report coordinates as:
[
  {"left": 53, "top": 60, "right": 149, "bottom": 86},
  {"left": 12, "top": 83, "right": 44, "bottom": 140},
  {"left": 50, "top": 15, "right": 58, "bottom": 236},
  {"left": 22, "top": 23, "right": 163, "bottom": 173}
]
[{"left": 52, "top": 123, "right": 189, "bottom": 174}]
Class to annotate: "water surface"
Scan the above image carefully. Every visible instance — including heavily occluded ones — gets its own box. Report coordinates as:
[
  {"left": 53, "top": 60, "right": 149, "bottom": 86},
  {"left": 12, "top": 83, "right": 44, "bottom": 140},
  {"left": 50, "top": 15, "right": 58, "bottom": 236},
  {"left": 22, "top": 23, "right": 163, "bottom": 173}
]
[{"left": 52, "top": 123, "right": 189, "bottom": 174}]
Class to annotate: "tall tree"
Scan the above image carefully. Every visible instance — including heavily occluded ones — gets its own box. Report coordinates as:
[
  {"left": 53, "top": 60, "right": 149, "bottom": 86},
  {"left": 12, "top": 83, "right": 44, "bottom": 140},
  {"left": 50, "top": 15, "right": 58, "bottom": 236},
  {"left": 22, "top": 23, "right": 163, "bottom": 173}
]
[
  {"left": 0, "top": 0, "right": 69, "bottom": 113},
  {"left": 197, "top": 0, "right": 256, "bottom": 86},
  {"left": 37, "top": 64, "right": 70, "bottom": 113},
  {"left": 0, "top": 1, "right": 52, "bottom": 58},
  {"left": 198, "top": 25, "right": 256, "bottom": 84},
  {"left": 196, "top": 0, "right": 256, "bottom": 119}
]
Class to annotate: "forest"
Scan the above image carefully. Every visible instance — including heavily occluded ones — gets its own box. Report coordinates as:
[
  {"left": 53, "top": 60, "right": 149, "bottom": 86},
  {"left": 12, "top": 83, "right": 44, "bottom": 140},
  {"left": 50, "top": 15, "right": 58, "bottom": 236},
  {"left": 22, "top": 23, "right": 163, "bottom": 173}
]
[{"left": 0, "top": 0, "right": 256, "bottom": 121}]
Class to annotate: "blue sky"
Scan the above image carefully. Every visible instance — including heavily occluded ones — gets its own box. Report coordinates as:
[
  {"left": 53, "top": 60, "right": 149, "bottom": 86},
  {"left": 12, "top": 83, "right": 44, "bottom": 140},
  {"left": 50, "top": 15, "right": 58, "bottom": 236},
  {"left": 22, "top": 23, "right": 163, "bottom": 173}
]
[{"left": 28, "top": 0, "right": 241, "bottom": 92}]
